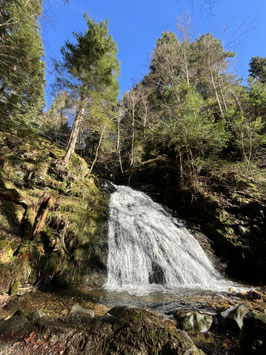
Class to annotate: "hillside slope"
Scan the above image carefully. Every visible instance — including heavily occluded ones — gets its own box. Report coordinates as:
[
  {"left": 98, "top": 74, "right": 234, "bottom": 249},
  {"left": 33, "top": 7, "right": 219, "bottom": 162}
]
[{"left": 0, "top": 130, "right": 109, "bottom": 294}]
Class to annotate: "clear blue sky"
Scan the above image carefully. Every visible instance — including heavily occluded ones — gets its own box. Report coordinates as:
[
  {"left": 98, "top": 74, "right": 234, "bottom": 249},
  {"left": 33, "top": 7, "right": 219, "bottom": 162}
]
[{"left": 41, "top": 0, "right": 266, "bottom": 107}]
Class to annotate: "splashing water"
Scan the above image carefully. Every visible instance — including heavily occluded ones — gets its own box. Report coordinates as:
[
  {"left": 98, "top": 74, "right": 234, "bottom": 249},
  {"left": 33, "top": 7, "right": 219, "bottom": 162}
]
[{"left": 105, "top": 185, "right": 234, "bottom": 295}]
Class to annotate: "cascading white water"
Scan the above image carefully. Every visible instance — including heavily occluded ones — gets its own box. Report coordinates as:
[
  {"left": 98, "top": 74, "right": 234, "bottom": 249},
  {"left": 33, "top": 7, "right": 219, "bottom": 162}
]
[{"left": 105, "top": 184, "right": 233, "bottom": 294}]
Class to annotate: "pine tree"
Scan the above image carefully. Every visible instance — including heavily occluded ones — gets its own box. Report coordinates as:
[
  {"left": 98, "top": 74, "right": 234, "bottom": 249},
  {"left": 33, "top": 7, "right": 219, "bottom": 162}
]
[
  {"left": 249, "top": 56, "right": 266, "bottom": 84},
  {"left": 54, "top": 14, "right": 120, "bottom": 165},
  {"left": 0, "top": 0, "right": 45, "bottom": 125}
]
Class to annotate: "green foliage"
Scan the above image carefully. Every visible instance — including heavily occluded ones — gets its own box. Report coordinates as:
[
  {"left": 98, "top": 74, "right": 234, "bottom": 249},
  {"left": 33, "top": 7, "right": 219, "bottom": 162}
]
[
  {"left": 54, "top": 14, "right": 120, "bottom": 167},
  {"left": 57, "top": 14, "right": 119, "bottom": 94},
  {"left": 249, "top": 56, "right": 266, "bottom": 83},
  {"left": 227, "top": 80, "right": 266, "bottom": 165},
  {"left": 39, "top": 91, "right": 71, "bottom": 148},
  {"left": 0, "top": 0, "right": 45, "bottom": 126},
  {"left": 118, "top": 30, "right": 265, "bottom": 188}
]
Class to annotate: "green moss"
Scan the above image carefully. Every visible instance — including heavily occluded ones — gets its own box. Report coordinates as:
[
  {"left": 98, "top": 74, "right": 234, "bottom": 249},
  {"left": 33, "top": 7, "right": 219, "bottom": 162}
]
[
  {"left": 0, "top": 130, "right": 110, "bottom": 290},
  {"left": 0, "top": 239, "right": 8, "bottom": 248},
  {"left": 10, "top": 280, "right": 19, "bottom": 295}
]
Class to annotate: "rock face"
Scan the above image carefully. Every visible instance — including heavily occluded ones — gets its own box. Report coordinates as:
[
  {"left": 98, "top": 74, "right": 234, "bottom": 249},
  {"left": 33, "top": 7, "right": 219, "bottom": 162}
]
[
  {"left": 0, "top": 306, "right": 204, "bottom": 355},
  {"left": 240, "top": 311, "right": 266, "bottom": 354}
]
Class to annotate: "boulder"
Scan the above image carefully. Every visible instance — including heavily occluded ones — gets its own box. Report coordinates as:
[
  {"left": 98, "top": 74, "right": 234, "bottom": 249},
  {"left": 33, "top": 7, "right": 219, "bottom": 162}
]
[
  {"left": 70, "top": 303, "right": 94, "bottom": 318},
  {"left": 174, "top": 310, "right": 213, "bottom": 333},
  {"left": 240, "top": 311, "right": 266, "bottom": 354},
  {"left": 220, "top": 303, "right": 249, "bottom": 333},
  {"left": 102, "top": 306, "right": 205, "bottom": 354}
]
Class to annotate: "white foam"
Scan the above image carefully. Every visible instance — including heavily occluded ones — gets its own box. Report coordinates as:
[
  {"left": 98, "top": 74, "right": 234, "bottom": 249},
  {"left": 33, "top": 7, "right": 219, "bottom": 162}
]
[{"left": 104, "top": 185, "right": 235, "bottom": 295}]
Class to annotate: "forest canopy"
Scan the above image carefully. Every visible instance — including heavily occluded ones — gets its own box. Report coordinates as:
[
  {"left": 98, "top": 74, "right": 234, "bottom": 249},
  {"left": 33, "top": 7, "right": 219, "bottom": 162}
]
[{"left": 0, "top": 0, "right": 265, "bottom": 186}]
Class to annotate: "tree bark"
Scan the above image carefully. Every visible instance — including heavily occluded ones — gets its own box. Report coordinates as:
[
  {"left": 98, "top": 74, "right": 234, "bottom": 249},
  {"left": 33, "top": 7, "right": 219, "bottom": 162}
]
[
  {"left": 130, "top": 96, "right": 136, "bottom": 167},
  {"left": 116, "top": 116, "right": 124, "bottom": 173},
  {"left": 63, "top": 98, "right": 87, "bottom": 165},
  {"left": 87, "top": 124, "right": 107, "bottom": 176}
]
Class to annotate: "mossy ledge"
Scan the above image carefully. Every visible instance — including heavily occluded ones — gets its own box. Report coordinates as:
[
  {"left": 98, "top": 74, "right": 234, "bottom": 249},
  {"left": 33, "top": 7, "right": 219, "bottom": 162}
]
[{"left": 0, "top": 130, "right": 109, "bottom": 294}]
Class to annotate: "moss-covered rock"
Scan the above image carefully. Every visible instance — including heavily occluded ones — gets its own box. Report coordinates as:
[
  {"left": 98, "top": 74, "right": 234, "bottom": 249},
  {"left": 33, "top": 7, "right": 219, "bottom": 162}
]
[{"left": 0, "top": 131, "right": 109, "bottom": 293}]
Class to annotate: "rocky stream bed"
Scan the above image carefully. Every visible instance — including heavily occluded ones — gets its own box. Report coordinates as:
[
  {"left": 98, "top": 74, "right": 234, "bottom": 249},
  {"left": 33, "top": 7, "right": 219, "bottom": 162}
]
[{"left": 0, "top": 285, "right": 265, "bottom": 354}]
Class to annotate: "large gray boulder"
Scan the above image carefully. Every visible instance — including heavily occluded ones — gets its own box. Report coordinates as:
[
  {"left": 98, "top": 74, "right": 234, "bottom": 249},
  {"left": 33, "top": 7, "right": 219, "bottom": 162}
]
[{"left": 220, "top": 303, "right": 249, "bottom": 333}]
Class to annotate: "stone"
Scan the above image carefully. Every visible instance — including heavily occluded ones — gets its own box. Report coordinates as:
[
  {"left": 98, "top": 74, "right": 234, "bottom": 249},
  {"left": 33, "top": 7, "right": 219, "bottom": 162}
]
[
  {"left": 0, "top": 314, "right": 29, "bottom": 338},
  {"left": 29, "top": 310, "right": 47, "bottom": 322},
  {"left": 176, "top": 311, "right": 213, "bottom": 334},
  {"left": 70, "top": 303, "right": 94, "bottom": 318},
  {"left": 104, "top": 306, "right": 204, "bottom": 354},
  {"left": 174, "top": 309, "right": 190, "bottom": 320},
  {"left": 239, "top": 311, "right": 266, "bottom": 354},
  {"left": 220, "top": 303, "right": 249, "bottom": 333}
]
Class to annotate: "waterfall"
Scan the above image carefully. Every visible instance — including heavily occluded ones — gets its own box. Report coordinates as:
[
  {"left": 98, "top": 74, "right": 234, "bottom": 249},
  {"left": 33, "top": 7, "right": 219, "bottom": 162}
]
[{"left": 105, "top": 185, "right": 232, "bottom": 294}]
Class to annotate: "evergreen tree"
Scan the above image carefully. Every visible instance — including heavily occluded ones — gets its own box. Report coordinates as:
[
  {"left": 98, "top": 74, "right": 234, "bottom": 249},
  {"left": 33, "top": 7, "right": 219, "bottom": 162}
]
[
  {"left": 54, "top": 14, "right": 120, "bottom": 165},
  {"left": 249, "top": 56, "right": 266, "bottom": 84},
  {"left": 0, "top": 0, "right": 45, "bottom": 125}
]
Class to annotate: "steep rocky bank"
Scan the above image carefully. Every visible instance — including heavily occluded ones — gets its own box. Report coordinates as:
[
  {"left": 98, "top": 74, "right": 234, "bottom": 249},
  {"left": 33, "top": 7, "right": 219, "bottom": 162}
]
[{"left": 0, "top": 129, "right": 109, "bottom": 294}]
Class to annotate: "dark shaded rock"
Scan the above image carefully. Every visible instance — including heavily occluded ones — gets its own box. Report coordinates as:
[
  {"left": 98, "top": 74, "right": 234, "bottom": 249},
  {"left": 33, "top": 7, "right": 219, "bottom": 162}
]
[
  {"left": 0, "top": 314, "right": 29, "bottom": 338},
  {"left": 240, "top": 311, "right": 266, "bottom": 354},
  {"left": 220, "top": 303, "right": 249, "bottom": 333},
  {"left": 149, "top": 261, "right": 166, "bottom": 284}
]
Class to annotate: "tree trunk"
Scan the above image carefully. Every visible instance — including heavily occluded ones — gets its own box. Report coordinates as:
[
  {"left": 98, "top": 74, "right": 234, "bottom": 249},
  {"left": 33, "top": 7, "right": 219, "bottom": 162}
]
[
  {"left": 130, "top": 103, "right": 135, "bottom": 167},
  {"left": 63, "top": 98, "right": 87, "bottom": 165},
  {"left": 87, "top": 124, "right": 107, "bottom": 176},
  {"left": 116, "top": 117, "right": 124, "bottom": 173},
  {"left": 32, "top": 195, "right": 56, "bottom": 241}
]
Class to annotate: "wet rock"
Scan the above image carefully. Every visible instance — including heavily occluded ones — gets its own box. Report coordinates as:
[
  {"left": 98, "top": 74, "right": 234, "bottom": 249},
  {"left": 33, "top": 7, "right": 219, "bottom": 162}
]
[
  {"left": 175, "top": 310, "right": 213, "bottom": 333},
  {"left": 220, "top": 303, "right": 249, "bottom": 333},
  {"left": 149, "top": 261, "right": 166, "bottom": 284},
  {"left": 104, "top": 306, "right": 204, "bottom": 354},
  {"left": 0, "top": 314, "right": 29, "bottom": 338},
  {"left": 240, "top": 311, "right": 266, "bottom": 354},
  {"left": 70, "top": 303, "right": 94, "bottom": 318},
  {"left": 0, "top": 306, "right": 205, "bottom": 354},
  {"left": 174, "top": 309, "right": 189, "bottom": 319},
  {"left": 235, "top": 290, "right": 263, "bottom": 301}
]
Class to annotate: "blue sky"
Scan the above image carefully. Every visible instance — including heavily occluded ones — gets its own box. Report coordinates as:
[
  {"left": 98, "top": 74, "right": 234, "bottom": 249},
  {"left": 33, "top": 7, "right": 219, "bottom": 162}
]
[{"left": 41, "top": 0, "right": 266, "bottom": 107}]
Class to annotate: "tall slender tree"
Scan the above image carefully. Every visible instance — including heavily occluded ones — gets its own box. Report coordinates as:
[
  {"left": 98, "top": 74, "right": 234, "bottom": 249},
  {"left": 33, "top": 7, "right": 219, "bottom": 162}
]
[{"left": 54, "top": 14, "right": 120, "bottom": 165}]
